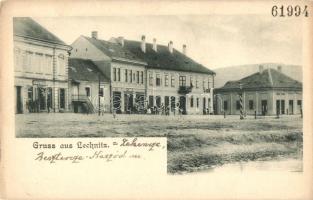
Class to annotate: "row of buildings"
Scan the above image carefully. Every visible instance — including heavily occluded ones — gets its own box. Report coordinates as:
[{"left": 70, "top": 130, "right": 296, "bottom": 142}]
[{"left": 14, "top": 17, "right": 303, "bottom": 116}]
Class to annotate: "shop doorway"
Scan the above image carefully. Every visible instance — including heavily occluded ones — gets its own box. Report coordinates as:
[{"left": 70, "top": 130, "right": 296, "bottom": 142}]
[
  {"left": 16, "top": 86, "right": 23, "bottom": 114},
  {"left": 179, "top": 96, "right": 186, "bottom": 114}
]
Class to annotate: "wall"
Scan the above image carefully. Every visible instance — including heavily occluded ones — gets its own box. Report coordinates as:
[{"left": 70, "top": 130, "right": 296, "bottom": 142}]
[
  {"left": 70, "top": 36, "right": 111, "bottom": 61},
  {"left": 215, "top": 89, "right": 302, "bottom": 116},
  {"left": 14, "top": 36, "right": 70, "bottom": 113},
  {"left": 147, "top": 69, "right": 214, "bottom": 115},
  {"left": 70, "top": 80, "right": 110, "bottom": 113}
]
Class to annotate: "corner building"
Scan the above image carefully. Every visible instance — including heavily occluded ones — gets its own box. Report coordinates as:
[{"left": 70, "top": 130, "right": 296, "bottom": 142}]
[
  {"left": 214, "top": 66, "right": 302, "bottom": 116},
  {"left": 14, "top": 18, "right": 72, "bottom": 114}
]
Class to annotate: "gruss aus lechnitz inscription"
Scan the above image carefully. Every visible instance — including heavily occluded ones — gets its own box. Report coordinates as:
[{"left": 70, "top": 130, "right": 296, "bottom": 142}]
[{"left": 32, "top": 138, "right": 163, "bottom": 151}]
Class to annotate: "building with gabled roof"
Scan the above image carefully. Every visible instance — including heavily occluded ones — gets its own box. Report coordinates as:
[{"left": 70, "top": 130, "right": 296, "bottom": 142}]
[
  {"left": 71, "top": 32, "right": 215, "bottom": 115},
  {"left": 69, "top": 58, "right": 110, "bottom": 113},
  {"left": 14, "top": 17, "right": 72, "bottom": 114},
  {"left": 214, "top": 66, "right": 302, "bottom": 116},
  {"left": 71, "top": 32, "right": 147, "bottom": 114},
  {"left": 110, "top": 36, "right": 215, "bottom": 115}
]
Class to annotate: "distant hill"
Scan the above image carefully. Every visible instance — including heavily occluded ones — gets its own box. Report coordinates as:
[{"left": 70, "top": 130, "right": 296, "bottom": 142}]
[{"left": 214, "top": 63, "right": 302, "bottom": 88}]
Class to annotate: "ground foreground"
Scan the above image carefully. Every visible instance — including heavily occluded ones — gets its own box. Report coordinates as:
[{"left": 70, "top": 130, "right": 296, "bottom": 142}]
[{"left": 16, "top": 113, "right": 303, "bottom": 174}]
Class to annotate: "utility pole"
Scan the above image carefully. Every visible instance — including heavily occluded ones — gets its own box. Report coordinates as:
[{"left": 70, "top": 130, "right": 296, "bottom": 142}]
[
  {"left": 98, "top": 73, "right": 101, "bottom": 116},
  {"left": 239, "top": 83, "right": 244, "bottom": 120}
]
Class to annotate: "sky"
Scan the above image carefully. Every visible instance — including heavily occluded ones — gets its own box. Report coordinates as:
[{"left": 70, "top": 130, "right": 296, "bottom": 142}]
[{"left": 34, "top": 15, "right": 302, "bottom": 69}]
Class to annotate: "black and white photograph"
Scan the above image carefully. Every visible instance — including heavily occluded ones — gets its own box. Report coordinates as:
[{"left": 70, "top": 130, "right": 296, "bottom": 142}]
[{"left": 13, "top": 14, "right": 304, "bottom": 175}]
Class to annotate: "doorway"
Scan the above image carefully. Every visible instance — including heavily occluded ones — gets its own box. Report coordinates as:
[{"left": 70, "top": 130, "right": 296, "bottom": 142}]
[
  {"left": 288, "top": 100, "right": 294, "bottom": 115},
  {"left": 203, "top": 97, "right": 206, "bottom": 114},
  {"left": 261, "top": 100, "right": 268, "bottom": 115},
  {"left": 179, "top": 96, "right": 186, "bottom": 114},
  {"left": 113, "top": 91, "right": 121, "bottom": 113},
  {"left": 16, "top": 86, "right": 23, "bottom": 114}
]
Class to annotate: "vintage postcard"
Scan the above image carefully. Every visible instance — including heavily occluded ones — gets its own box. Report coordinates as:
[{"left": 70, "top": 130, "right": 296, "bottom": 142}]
[{"left": 0, "top": 0, "right": 312, "bottom": 199}]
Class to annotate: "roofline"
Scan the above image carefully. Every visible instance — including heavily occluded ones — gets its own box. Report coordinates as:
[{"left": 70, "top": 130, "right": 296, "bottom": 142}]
[
  {"left": 82, "top": 35, "right": 146, "bottom": 65},
  {"left": 111, "top": 56, "right": 147, "bottom": 66},
  {"left": 214, "top": 87, "right": 302, "bottom": 93},
  {"left": 14, "top": 34, "right": 71, "bottom": 49},
  {"left": 146, "top": 66, "right": 215, "bottom": 75}
]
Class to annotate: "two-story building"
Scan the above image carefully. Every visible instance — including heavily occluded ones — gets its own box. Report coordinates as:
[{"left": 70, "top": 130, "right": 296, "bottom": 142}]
[
  {"left": 69, "top": 58, "right": 110, "bottom": 113},
  {"left": 214, "top": 66, "right": 302, "bottom": 116},
  {"left": 115, "top": 36, "right": 216, "bottom": 115},
  {"left": 14, "top": 17, "right": 72, "bottom": 114},
  {"left": 71, "top": 33, "right": 215, "bottom": 115},
  {"left": 70, "top": 32, "right": 147, "bottom": 113}
]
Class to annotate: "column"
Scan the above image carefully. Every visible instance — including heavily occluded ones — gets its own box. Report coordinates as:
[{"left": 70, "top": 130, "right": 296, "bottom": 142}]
[{"left": 255, "top": 91, "right": 258, "bottom": 115}]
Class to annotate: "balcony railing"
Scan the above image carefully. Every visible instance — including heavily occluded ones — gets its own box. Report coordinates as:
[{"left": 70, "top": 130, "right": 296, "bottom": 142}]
[
  {"left": 72, "top": 95, "right": 90, "bottom": 102},
  {"left": 178, "top": 86, "right": 192, "bottom": 94},
  {"left": 203, "top": 88, "right": 211, "bottom": 93}
]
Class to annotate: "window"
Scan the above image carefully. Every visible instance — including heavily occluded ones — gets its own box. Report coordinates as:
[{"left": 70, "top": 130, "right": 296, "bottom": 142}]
[
  {"left": 125, "top": 69, "right": 128, "bottom": 82},
  {"left": 179, "top": 76, "right": 186, "bottom": 86},
  {"left": 58, "top": 54, "right": 65, "bottom": 75},
  {"left": 25, "top": 51, "right": 33, "bottom": 71},
  {"left": 141, "top": 71, "right": 144, "bottom": 84},
  {"left": 129, "top": 70, "right": 132, "bottom": 83},
  {"left": 165, "top": 74, "right": 169, "bottom": 86},
  {"left": 171, "top": 76, "right": 175, "bottom": 87},
  {"left": 203, "top": 80, "right": 206, "bottom": 89},
  {"left": 14, "top": 48, "right": 21, "bottom": 70},
  {"left": 85, "top": 87, "right": 91, "bottom": 97},
  {"left": 156, "top": 74, "right": 161, "bottom": 86},
  {"left": 208, "top": 79, "right": 210, "bottom": 89},
  {"left": 27, "top": 87, "right": 33, "bottom": 101},
  {"left": 137, "top": 71, "right": 140, "bottom": 84},
  {"left": 117, "top": 68, "right": 121, "bottom": 81},
  {"left": 133, "top": 73, "right": 136, "bottom": 83},
  {"left": 190, "top": 96, "right": 194, "bottom": 107},
  {"left": 297, "top": 100, "right": 302, "bottom": 106},
  {"left": 113, "top": 68, "right": 117, "bottom": 81},
  {"left": 196, "top": 79, "right": 199, "bottom": 88},
  {"left": 236, "top": 100, "right": 241, "bottom": 110},
  {"left": 45, "top": 55, "right": 53, "bottom": 75},
  {"left": 223, "top": 101, "right": 228, "bottom": 110},
  {"left": 149, "top": 73, "right": 153, "bottom": 86},
  {"left": 249, "top": 100, "right": 254, "bottom": 110},
  {"left": 190, "top": 76, "right": 193, "bottom": 87},
  {"left": 196, "top": 98, "right": 199, "bottom": 108}
]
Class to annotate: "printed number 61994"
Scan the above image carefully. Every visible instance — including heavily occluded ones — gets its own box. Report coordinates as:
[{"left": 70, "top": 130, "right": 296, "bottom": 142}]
[{"left": 272, "top": 5, "right": 309, "bottom": 17}]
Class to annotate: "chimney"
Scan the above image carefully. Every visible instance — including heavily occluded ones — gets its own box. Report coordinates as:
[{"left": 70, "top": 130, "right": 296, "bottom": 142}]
[
  {"left": 91, "top": 31, "right": 98, "bottom": 39},
  {"left": 117, "top": 36, "right": 124, "bottom": 47},
  {"left": 259, "top": 65, "right": 264, "bottom": 74},
  {"left": 168, "top": 41, "right": 173, "bottom": 53},
  {"left": 182, "top": 44, "right": 187, "bottom": 55},
  {"left": 277, "top": 66, "right": 282, "bottom": 73},
  {"left": 152, "top": 38, "right": 157, "bottom": 52},
  {"left": 141, "top": 35, "right": 146, "bottom": 53}
]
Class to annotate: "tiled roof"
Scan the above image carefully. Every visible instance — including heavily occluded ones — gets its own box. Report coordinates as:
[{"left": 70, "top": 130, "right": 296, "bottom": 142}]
[
  {"left": 69, "top": 58, "right": 109, "bottom": 82},
  {"left": 122, "top": 39, "right": 215, "bottom": 75},
  {"left": 83, "top": 36, "right": 145, "bottom": 64},
  {"left": 13, "top": 17, "right": 67, "bottom": 46},
  {"left": 216, "top": 68, "right": 302, "bottom": 91}
]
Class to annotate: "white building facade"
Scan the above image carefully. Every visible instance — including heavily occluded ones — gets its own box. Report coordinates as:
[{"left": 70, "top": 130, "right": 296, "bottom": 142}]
[{"left": 14, "top": 18, "right": 72, "bottom": 114}]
